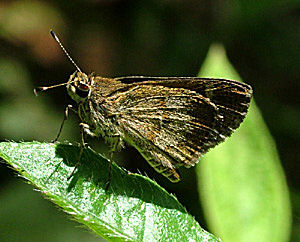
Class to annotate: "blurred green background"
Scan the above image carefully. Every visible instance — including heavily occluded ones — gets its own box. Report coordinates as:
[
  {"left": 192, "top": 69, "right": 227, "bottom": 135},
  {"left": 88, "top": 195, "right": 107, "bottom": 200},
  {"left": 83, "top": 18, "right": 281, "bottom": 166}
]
[{"left": 0, "top": 0, "right": 299, "bottom": 241}]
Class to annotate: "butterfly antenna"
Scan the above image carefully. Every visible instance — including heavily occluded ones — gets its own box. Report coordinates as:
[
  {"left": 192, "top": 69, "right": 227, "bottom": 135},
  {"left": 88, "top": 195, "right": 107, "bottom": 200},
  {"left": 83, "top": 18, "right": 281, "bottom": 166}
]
[
  {"left": 50, "top": 29, "right": 82, "bottom": 72},
  {"left": 33, "top": 77, "right": 78, "bottom": 96},
  {"left": 34, "top": 30, "right": 81, "bottom": 96}
]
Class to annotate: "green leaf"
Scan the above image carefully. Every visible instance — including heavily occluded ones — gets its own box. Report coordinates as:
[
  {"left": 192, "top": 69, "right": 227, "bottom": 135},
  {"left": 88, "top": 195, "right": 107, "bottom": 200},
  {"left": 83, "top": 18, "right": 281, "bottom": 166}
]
[
  {"left": 197, "top": 44, "right": 292, "bottom": 242},
  {"left": 0, "top": 141, "right": 220, "bottom": 242}
]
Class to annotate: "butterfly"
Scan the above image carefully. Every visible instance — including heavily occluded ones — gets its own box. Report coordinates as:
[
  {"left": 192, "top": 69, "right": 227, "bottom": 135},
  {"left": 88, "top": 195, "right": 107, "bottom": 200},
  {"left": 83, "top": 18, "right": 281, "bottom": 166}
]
[{"left": 35, "top": 30, "right": 252, "bottom": 185}]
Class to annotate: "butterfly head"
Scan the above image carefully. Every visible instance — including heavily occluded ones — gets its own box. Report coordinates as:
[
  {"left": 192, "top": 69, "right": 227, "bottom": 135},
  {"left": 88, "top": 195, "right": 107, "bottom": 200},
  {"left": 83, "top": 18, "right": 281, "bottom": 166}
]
[{"left": 67, "top": 71, "right": 92, "bottom": 102}]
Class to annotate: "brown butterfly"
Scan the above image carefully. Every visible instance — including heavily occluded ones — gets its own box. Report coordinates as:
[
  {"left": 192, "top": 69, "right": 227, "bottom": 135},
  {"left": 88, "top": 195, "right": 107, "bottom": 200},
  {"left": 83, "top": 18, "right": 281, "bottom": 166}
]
[{"left": 35, "top": 31, "right": 252, "bottom": 185}]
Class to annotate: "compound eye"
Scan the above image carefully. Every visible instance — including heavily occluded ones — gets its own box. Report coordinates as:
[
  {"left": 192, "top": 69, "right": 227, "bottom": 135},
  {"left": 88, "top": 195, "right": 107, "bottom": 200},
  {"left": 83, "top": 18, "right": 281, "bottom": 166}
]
[
  {"left": 78, "top": 83, "right": 89, "bottom": 91},
  {"left": 75, "top": 83, "right": 90, "bottom": 98}
]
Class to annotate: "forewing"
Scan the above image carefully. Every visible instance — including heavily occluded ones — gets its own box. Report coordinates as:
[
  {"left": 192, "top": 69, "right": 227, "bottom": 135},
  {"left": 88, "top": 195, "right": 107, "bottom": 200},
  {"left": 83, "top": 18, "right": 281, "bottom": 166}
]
[{"left": 117, "top": 76, "right": 252, "bottom": 135}]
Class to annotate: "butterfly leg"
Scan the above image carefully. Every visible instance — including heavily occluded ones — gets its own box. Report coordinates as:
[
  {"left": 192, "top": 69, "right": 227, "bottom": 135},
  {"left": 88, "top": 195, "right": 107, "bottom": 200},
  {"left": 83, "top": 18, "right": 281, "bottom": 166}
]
[
  {"left": 67, "top": 122, "right": 88, "bottom": 179},
  {"left": 53, "top": 105, "right": 77, "bottom": 142},
  {"left": 105, "top": 135, "right": 120, "bottom": 190}
]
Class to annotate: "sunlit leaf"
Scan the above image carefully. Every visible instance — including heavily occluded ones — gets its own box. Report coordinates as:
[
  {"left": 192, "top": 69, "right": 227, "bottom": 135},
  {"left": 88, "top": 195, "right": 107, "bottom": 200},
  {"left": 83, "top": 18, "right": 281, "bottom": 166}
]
[
  {"left": 0, "top": 141, "right": 220, "bottom": 242},
  {"left": 197, "top": 44, "right": 291, "bottom": 242}
]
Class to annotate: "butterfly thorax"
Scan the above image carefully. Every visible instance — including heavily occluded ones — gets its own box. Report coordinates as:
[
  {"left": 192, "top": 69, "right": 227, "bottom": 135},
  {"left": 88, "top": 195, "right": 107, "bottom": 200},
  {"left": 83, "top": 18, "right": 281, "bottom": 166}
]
[{"left": 67, "top": 71, "right": 125, "bottom": 141}]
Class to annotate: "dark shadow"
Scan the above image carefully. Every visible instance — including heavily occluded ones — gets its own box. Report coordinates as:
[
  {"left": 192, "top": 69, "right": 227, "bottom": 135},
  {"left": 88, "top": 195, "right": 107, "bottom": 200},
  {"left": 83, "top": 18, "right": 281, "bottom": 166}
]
[{"left": 55, "top": 143, "right": 187, "bottom": 213}]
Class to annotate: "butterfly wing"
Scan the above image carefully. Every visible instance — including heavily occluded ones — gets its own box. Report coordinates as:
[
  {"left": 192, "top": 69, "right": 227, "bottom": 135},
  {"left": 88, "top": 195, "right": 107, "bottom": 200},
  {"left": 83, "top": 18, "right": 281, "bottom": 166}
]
[{"left": 106, "top": 77, "right": 252, "bottom": 181}]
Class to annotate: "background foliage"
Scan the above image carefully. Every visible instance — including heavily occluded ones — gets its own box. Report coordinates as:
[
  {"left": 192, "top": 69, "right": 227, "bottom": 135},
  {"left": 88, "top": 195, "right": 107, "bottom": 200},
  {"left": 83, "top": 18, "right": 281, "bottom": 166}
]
[{"left": 0, "top": 1, "right": 299, "bottom": 241}]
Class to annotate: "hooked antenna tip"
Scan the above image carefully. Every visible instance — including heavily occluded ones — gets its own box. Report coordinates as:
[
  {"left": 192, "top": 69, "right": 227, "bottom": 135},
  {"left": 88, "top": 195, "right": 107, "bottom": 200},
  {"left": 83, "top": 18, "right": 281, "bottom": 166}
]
[
  {"left": 34, "top": 87, "right": 47, "bottom": 96},
  {"left": 50, "top": 29, "right": 58, "bottom": 41}
]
